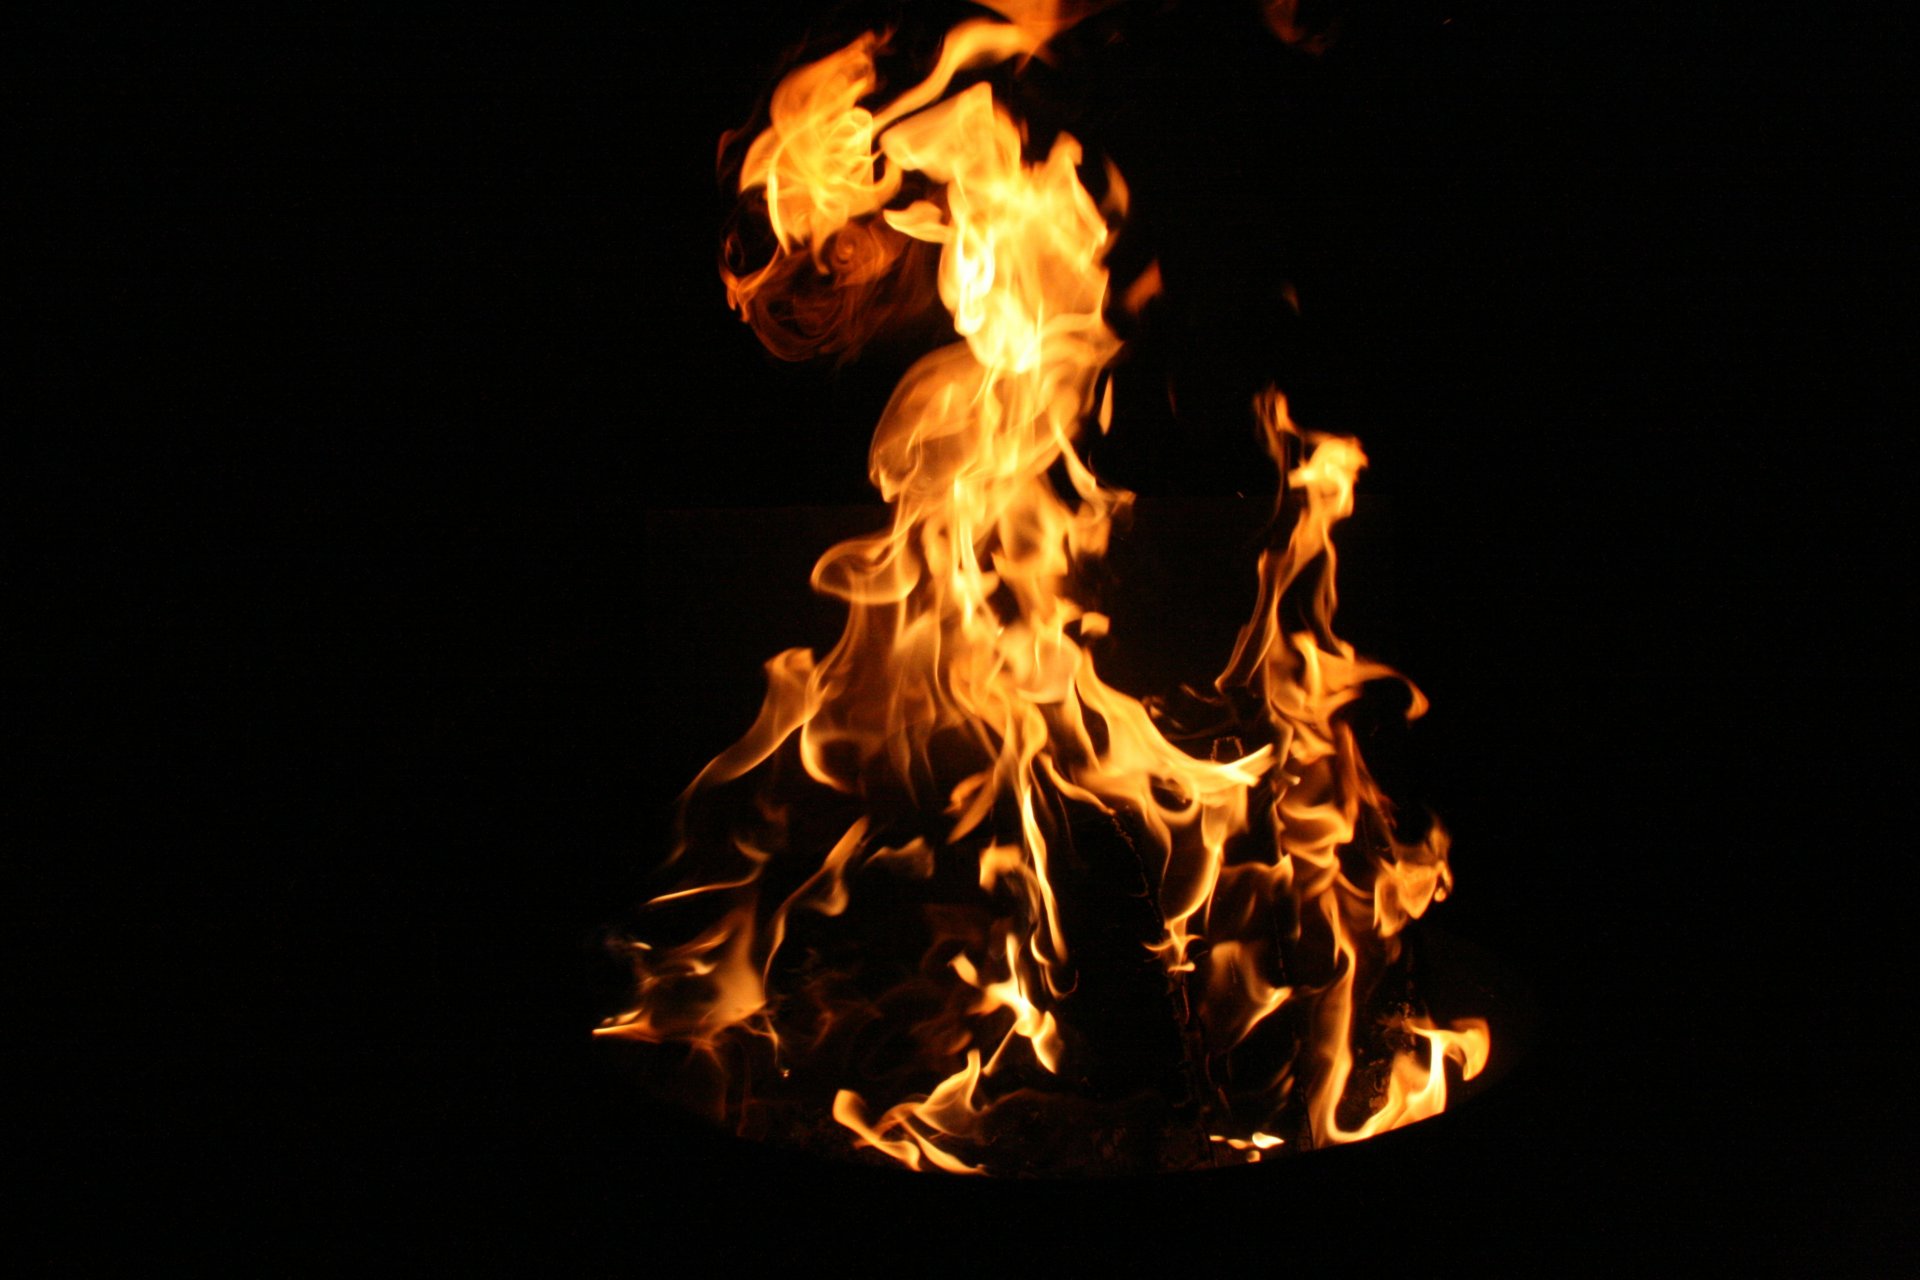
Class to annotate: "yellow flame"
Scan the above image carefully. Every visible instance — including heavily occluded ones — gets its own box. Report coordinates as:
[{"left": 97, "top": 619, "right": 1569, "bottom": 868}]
[{"left": 604, "top": 11, "right": 1488, "bottom": 1173}]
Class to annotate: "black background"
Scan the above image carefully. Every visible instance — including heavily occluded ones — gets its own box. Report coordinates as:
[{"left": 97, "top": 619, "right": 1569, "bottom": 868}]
[{"left": 26, "top": 0, "right": 1909, "bottom": 1268}]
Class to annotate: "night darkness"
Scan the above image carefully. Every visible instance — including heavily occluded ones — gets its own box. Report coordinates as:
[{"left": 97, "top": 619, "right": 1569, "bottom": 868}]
[{"left": 28, "top": 0, "right": 1908, "bottom": 1268}]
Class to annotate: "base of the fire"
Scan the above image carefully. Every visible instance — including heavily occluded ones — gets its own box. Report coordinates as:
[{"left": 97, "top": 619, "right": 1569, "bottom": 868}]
[{"left": 599, "top": 746, "right": 1490, "bottom": 1178}]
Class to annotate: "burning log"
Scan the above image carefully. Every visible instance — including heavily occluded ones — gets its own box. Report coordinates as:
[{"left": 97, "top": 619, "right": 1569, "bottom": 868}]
[{"left": 1041, "top": 802, "right": 1214, "bottom": 1173}]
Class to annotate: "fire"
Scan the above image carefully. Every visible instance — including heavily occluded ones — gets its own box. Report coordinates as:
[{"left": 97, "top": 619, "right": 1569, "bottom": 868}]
[{"left": 601, "top": 12, "right": 1489, "bottom": 1174}]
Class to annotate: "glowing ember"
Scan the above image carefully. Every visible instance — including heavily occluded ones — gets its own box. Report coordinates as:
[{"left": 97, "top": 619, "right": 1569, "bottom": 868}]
[{"left": 599, "top": 9, "right": 1489, "bottom": 1175}]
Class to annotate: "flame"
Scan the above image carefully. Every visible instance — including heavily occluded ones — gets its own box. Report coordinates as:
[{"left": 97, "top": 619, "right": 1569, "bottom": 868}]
[
  {"left": 602, "top": 12, "right": 1489, "bottom": 1173},
  {"left": 1262, "top": 1, "right": 1334, "bottom": 55}
]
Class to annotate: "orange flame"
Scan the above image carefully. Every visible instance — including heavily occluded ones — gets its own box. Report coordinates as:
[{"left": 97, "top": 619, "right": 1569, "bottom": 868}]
[{"left": 602, "top": 11, "right": 1488, "bottom": 1172}]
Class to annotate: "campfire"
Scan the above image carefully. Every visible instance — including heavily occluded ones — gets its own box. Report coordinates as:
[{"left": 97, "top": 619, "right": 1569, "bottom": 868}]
[{"left": 598, "top": 5, "right": 1489, "bottom": 1176}]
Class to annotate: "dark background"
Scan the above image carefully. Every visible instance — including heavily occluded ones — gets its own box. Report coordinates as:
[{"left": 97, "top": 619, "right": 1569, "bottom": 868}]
[{"left": 27, "top": 0, "right": 1907, "bottom": 1267}]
